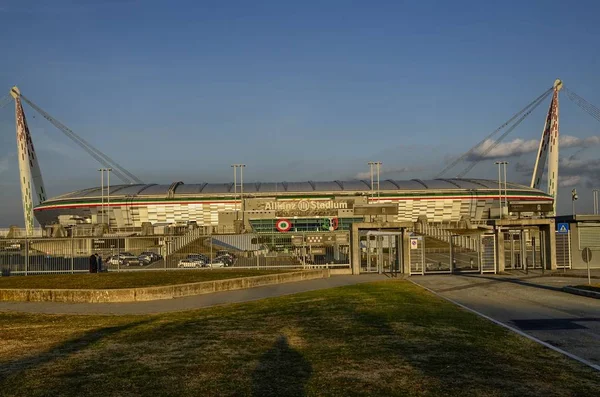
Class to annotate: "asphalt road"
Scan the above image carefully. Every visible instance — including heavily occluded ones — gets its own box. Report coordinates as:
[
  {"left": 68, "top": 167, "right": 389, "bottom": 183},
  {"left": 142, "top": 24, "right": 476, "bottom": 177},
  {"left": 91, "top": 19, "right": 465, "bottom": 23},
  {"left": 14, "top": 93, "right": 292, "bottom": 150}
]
[{"left": 411, "top": 274, "right": 600, "bottom": 368}]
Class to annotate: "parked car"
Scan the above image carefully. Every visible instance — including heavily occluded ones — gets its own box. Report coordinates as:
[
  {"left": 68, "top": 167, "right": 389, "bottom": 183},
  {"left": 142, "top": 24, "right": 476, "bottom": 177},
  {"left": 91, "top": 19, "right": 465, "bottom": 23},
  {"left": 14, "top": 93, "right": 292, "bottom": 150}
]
[
  {"left": 109, "top": 252, "right": 141, "bottom": 266},
  {"left": 207, "top": 258, "right": 227, "bottom": 268},
  {"left": 216, "top": 250, "right": 236, "bottom": 261},
  {"left": 187, "top": 253, "right": 209, "bottom": 263},
  {"left": 213, "top": 255, "right": 233, "bottom": 267},
  {"left": 177, "top": 258, "right": 204, "bottom": 268},
  {"left": 140, "top": 251, "right": 162, "bottom": 262}
]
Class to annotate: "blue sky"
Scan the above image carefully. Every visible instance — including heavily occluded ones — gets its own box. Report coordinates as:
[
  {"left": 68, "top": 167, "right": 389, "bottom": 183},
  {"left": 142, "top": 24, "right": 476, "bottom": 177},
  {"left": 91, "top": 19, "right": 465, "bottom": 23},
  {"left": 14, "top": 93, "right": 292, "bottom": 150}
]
[{"left": 1, "top": 0, "right": 600, "bottom": 225}]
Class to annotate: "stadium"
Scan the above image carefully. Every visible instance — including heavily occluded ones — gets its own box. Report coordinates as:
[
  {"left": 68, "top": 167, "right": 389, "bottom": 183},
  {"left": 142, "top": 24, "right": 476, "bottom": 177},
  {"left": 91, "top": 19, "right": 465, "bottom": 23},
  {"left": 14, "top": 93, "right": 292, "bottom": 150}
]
[{"left": 33, "top": 178, "right": 553, "bottom": 233}]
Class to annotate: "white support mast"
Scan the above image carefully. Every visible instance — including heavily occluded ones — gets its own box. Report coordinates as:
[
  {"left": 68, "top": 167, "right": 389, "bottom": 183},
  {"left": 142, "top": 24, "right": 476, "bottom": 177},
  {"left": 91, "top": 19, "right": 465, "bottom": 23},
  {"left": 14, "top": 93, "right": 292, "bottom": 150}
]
[
  {"left": 530, "top": 79, "right": 562, "bottom": 214},
  {"left": 10, "top": 86, "right": 47, "bottom": 236}
]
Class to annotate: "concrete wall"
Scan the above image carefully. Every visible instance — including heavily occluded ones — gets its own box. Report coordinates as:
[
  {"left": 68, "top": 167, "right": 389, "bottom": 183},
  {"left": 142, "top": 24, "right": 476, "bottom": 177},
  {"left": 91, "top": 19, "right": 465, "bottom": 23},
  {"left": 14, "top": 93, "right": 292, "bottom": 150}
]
[
  {"left": 569, "top": 223, "right": 600, "bottom": 269},
  {"left": 0, "top": 269, "right": 330, "bottom": 303}
]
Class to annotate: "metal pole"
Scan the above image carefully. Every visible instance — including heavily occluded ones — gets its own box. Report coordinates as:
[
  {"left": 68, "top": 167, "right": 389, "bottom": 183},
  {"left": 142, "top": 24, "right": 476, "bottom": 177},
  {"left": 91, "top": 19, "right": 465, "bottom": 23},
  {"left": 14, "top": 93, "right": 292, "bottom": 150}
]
[
  {"left": 503, "top": 162, "right": 508, "bottom": 212},
  {"left": 368, "top": 162, "right": 374, "bottom": 198},
  {"left": 25, "top": 238, "right": 28, "bottom": 276},
  {"left": 70, "top": 233, "right": 74, "bottom": 274},
  {"left": 495, "top": 162, "right": 502, "bottom": 219},
  {"left": 165, "top": 238, "right": 168, "bottom": 271},
  {"left": 107, "top": 168, "right": 111, "bottom": 229},
  {"left": 562, "top": 233, "right": 566, "bottom": 273},
  {"left": 376, "top": 162, "right": 381, "bottom": 198},
  {"left": 232, "top": 165, "right": 237, "bottom": 213},
  {"left": 240, "top": 164, "right": 245, "bottom": 229},
  {"left": 99, "top": 169, "right": 104, "bottom": 224},
  {"left": 588, "top": 253, "right": 592, "bottom": 285}
]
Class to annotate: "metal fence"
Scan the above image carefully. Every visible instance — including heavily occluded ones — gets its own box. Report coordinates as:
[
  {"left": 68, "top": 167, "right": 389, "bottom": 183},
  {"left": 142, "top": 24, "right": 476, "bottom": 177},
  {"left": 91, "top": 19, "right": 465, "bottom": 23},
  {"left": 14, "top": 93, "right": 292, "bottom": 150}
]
[
  {"left": 418, "top": 223, "right": 497, "bottom": 274},
  {"left": 556, "top": 231, "right": 571, "bottom": 269},
  {"left": 0, "top": 231, "right": 351, "bottom": 276}
]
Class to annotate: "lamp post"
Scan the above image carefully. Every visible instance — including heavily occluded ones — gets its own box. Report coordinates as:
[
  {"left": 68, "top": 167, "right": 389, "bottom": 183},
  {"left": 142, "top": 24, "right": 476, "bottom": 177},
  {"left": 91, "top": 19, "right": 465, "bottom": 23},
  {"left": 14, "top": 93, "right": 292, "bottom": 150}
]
[
  {"left": 98, "top": 169, "right": 104, "bottom": 224},
  {"left": 503, "top": 161, "right": 508, "bottom": 211},
  {"left": 98, "top": 168, "right": 112, "bottom": 227},
  {"left": 367, "top": 161, "right": 382, "bottom": 199},
  {"left": 231, "top": 164, "right": 246, "bottom": 228},
  {"left": 572, "top": 188, "right": 578, "bottom": 216},
  {"left": 495, "top": 161, "right": 508, "bottom": 219},
  {"left": 593, "top": 189, "right": 599, "bottom": 215},
  {"left": 106, "top": 168, "right": 112, "bottom": 229}
]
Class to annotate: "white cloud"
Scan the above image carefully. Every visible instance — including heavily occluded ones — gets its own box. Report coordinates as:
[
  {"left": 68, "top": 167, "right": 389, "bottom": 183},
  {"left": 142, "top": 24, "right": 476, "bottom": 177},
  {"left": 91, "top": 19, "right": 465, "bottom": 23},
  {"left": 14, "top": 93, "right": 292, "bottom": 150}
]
[
  {"left": 468, "top": 135, "right": 600, "bottom": 161},
  {"left": 558, "top": 176, "right": 581, "bottom": 187}
]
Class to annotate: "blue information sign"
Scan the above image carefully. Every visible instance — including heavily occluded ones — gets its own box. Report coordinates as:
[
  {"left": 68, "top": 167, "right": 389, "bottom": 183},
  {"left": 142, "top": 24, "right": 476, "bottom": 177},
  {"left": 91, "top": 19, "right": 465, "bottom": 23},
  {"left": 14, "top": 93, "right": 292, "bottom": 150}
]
[{"left": 557, "top": 223, "right": 569, "bottom": 234}]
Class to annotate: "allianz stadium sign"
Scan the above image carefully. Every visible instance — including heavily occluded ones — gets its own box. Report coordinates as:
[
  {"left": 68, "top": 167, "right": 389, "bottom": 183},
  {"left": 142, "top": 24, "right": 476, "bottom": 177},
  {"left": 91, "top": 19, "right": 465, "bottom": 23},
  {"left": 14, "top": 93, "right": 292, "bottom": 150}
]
[{"left": 264, "top": 200, "right": 350, "bottom": 212}]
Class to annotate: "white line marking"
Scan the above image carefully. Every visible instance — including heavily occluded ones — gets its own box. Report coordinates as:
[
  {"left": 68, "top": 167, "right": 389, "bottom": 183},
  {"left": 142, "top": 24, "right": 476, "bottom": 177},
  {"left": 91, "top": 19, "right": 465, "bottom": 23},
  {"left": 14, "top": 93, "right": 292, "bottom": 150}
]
[{"left": 410, "top": 279, "right": 600, "bottom": 372}]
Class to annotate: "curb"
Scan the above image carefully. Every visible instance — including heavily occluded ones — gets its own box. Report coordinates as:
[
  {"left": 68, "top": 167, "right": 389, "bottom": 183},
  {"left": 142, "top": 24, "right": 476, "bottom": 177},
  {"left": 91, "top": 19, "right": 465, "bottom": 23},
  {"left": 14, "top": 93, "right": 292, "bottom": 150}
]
[
  {"left": 562, "top": 286, "right": 600, "bottom": 300},
  {"left": 0, "top": 270, "right": 330, "bottom": 303}
]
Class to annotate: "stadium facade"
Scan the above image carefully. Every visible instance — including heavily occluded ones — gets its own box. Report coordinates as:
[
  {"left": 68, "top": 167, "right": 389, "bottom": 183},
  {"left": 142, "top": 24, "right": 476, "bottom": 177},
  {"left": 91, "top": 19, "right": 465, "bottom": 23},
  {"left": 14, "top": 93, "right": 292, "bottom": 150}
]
[{"left": 34, "top": 178, "right": 553, "bottom": 233}]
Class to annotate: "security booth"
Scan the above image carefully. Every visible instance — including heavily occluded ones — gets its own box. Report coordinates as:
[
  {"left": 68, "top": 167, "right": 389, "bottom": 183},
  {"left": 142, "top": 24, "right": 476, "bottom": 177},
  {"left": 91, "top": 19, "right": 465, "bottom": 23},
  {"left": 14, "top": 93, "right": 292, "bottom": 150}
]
[
  {"left": 554, "top": 215, "right": 600, "bottom": 270},
  {"left": 351, "top": 222, "right": 412, "bottom": 275}
]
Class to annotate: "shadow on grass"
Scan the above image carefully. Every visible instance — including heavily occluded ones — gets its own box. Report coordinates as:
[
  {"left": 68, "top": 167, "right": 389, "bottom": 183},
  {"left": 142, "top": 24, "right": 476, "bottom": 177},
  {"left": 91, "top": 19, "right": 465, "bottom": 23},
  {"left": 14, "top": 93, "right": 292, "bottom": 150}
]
[
  {"left": 251, "top": 335, "right": 312, "bottom": 397},
  {"left": 331, "top": 282, "right": 596, "bottom": 396},
  {"left": 0, "top": 320, "right": 151, "bottom": 383}
]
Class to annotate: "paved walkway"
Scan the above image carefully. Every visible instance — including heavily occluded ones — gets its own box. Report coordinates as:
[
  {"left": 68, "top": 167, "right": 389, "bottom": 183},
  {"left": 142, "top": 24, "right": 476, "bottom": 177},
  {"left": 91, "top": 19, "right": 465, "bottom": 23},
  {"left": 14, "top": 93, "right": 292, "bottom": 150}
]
[
  {"left": 0, "top": 274, "right": 390, "bottom": 315},
  {"left": 411, "top": 274, "right": 600, "bottom": 368}
]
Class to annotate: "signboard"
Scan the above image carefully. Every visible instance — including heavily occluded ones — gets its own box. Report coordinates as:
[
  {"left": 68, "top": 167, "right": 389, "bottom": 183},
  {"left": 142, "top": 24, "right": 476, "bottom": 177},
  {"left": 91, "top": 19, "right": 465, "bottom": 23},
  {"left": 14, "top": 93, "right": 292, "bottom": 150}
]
[
  {"left": 410, "top": 238, "right": 419, "bottom": 250},
  {"left": 275, "top": 219, "right": 292, "bottom": 232},
  {"left": 508, "top": 202, "right": 553, "bottom": 213},
  {"left": 335, "top": 233, "right": 349, "bottom": 244},
  {"left": 310, "top": 247, "right": 326, "bottom": 255},
  {"left": 291, "top": 236, "right": 304, "bottom": 246},
  {"left": 557, "top": 223, "right": 569, "bottom": 234},
  {"left": 582, "top": 247, "right": 592, "bottom": 263},
  {"left": 320, "top": 217, "right": 338, "bottom": 231},
  {"left": 252, "top": 198, "right": 353, "bottom": 217},
  {"left": 353, "top": 204, "right": 398, "bottom": 216},
  {"left": 302, "top": 233, "right": 349, "bottom": 246}
]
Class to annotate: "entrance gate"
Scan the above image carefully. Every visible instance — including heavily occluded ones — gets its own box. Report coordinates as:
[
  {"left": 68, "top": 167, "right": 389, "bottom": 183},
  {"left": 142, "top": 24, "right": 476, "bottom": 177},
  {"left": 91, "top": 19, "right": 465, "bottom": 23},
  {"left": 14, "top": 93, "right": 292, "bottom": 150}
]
[
  {"left": 409, "top": 235, "right": 425, "bottom": 275},
  {"left": 480, "top": 235, "right": 496, "bottom": 273},
  {"left": 503, "top": 229, "right": 545, "bottom": 270},
  {"left": 420, "top": 232, "right": 496, "bottom": 274},
  {"left": 359, "top": 231, "right": 403, "bottom": 274}
]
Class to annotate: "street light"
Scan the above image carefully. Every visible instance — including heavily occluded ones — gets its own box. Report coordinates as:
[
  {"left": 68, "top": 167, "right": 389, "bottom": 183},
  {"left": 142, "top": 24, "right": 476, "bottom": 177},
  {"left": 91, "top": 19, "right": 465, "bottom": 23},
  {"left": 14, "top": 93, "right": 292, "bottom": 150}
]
[
  {"left": 98, "top": 168, "right": 112, "bottom": 227},
  {"left": 98, "top": 169, "right": 104, "bottom": 224},
  {"left": 367, "top": 161, "right": 382, "bottom": 199},
  {"left": 231, "top": 164, "right": 246, "bottom": 226},
  {"left": 593, "top": 189, "right": 599, "bottom": 215},
  {"left": 495, "top": 161, "right": 508, "bottom": 219},
  {"left": 571, "top": 188, "right": 578, "bottom": 216}
]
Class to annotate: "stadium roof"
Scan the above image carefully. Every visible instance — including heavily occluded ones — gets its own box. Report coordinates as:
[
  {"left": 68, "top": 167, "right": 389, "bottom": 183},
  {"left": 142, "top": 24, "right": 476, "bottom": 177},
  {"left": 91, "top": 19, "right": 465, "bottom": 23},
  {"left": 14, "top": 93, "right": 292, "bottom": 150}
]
[{"left": 49, "top": 178, "right": 547, "bottom": 200}]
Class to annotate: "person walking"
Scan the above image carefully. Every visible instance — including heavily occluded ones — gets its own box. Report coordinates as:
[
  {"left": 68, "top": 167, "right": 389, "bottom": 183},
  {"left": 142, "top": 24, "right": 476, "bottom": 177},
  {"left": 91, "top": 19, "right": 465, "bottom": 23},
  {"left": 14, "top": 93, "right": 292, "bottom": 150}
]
[
  {"left": 89, "top": 254, "right": 97, "bottom": 273},
  {"left": 97, "top": 255, "right": 103, "bottom": 273}
]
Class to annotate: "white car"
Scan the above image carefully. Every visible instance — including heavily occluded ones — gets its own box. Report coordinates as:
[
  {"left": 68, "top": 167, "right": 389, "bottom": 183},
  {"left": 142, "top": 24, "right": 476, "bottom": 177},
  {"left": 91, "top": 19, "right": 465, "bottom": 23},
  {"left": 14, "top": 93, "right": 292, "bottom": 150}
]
[
  {"left": 207, "top": 259, "right": 227, "bottom": 268},
  {"left": 177, "top": 259, "right": 204, "bottom": 268}
]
